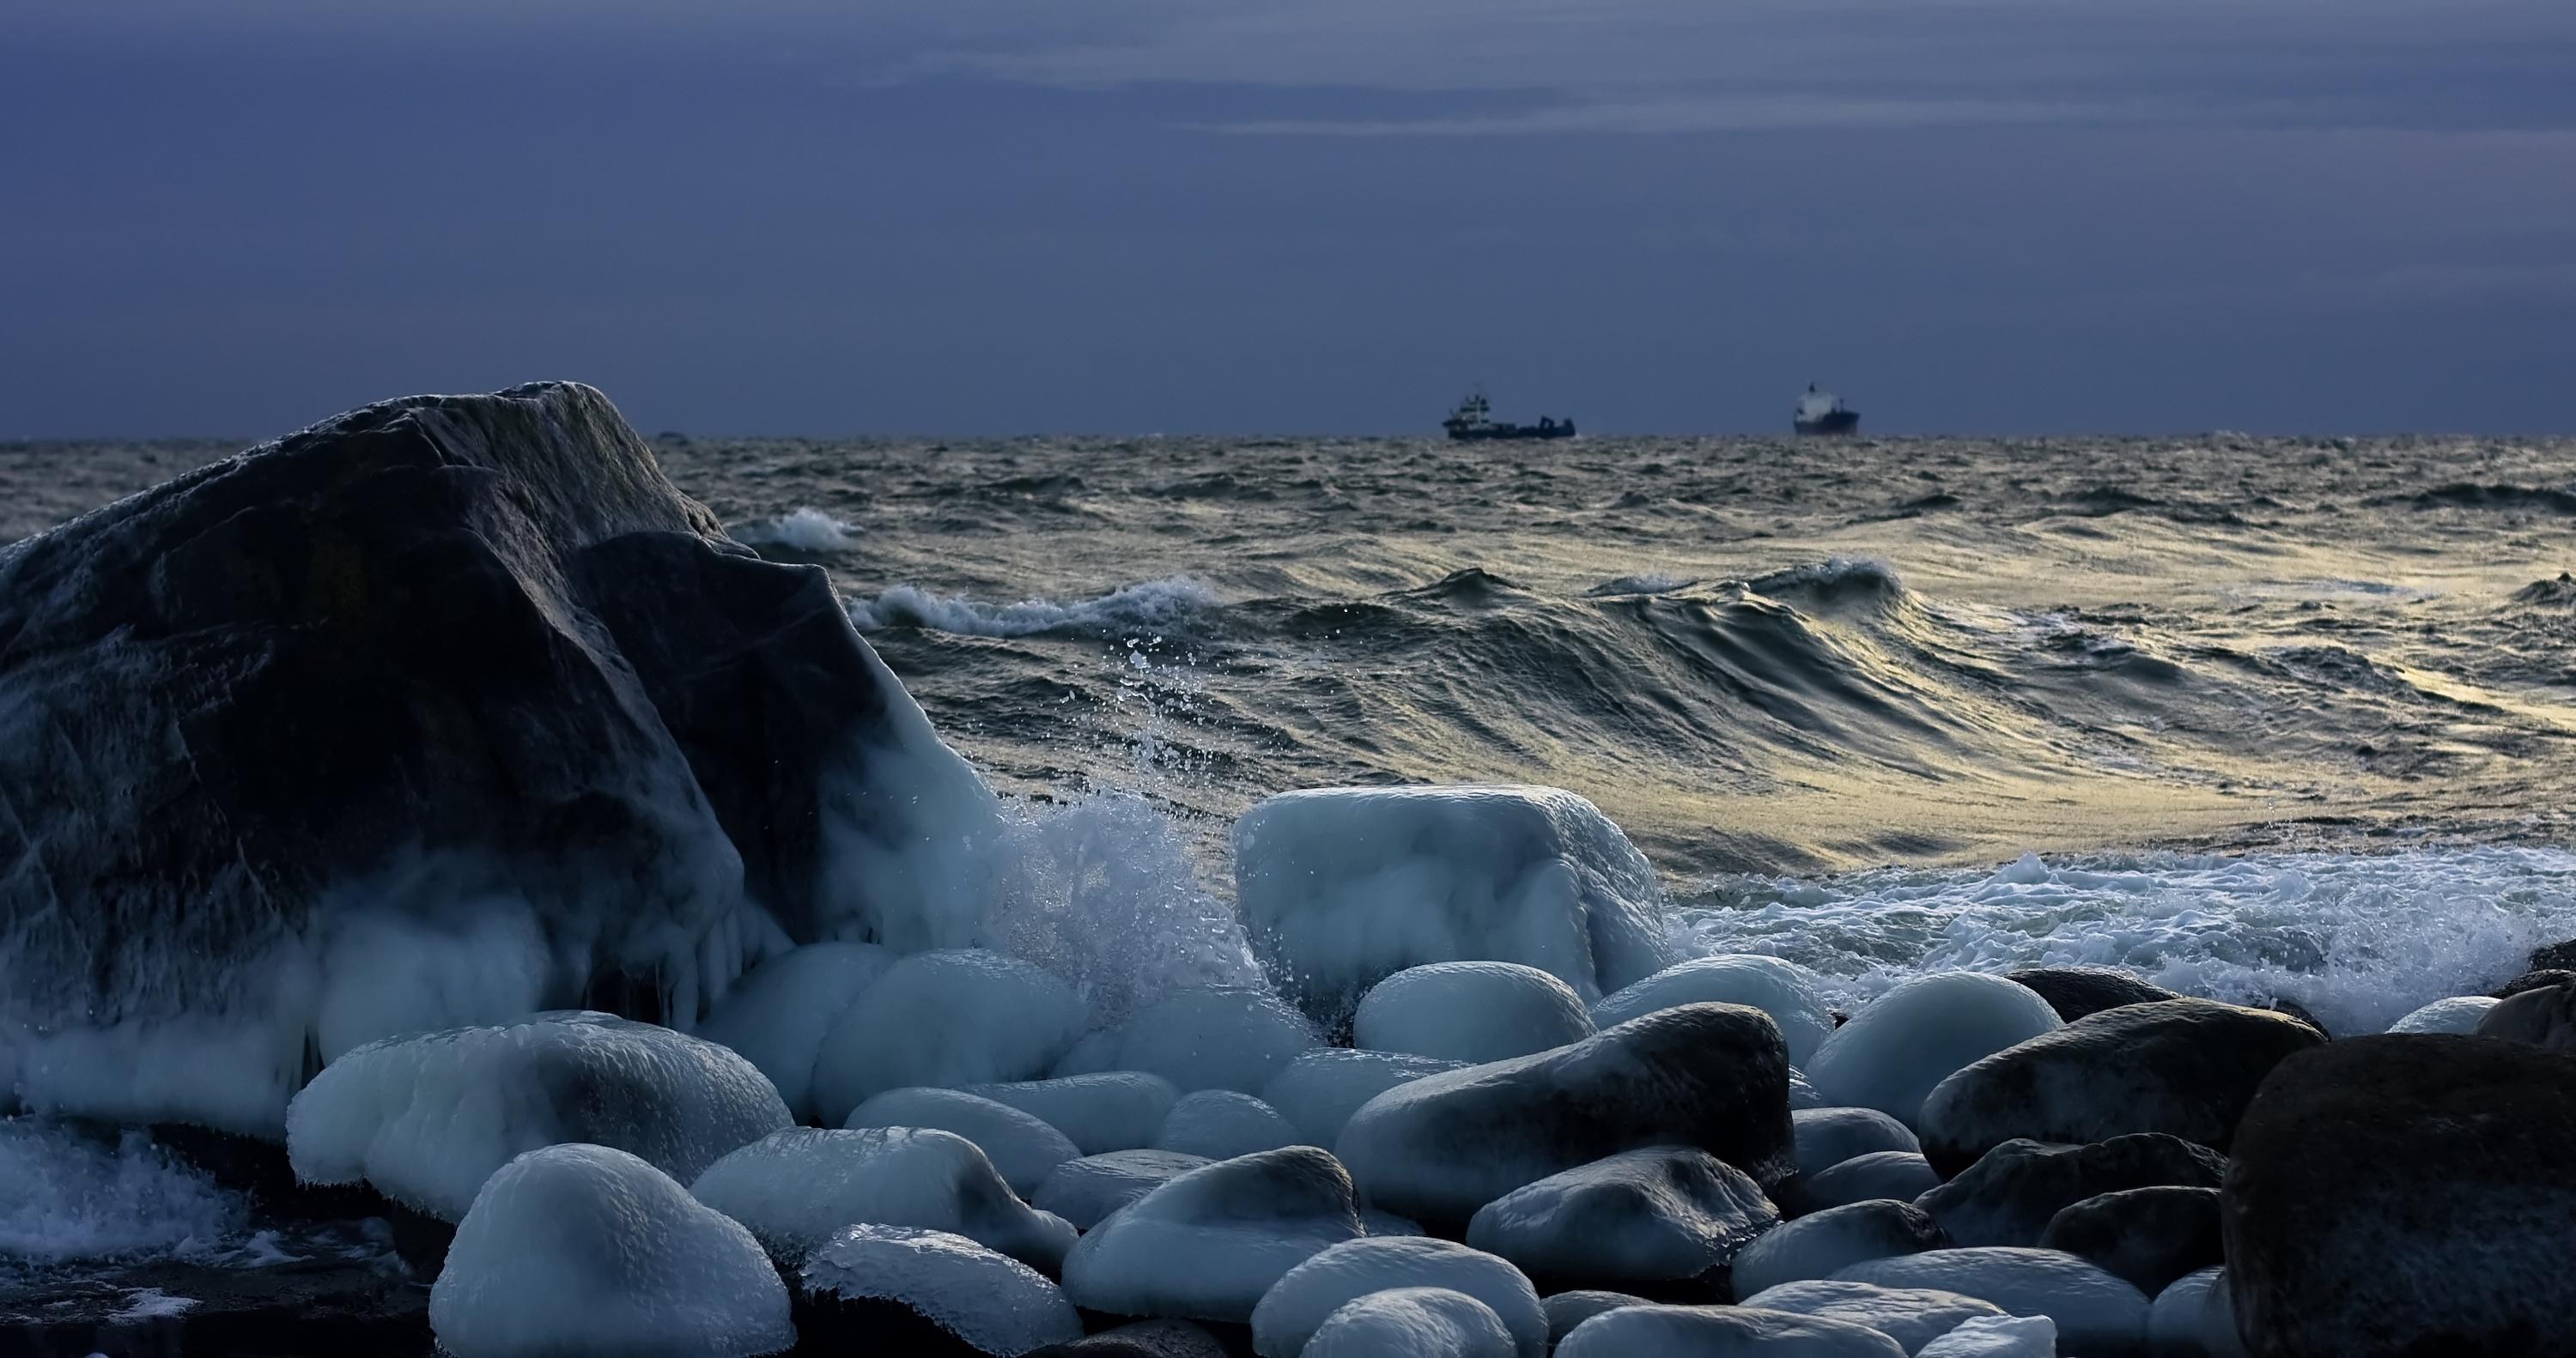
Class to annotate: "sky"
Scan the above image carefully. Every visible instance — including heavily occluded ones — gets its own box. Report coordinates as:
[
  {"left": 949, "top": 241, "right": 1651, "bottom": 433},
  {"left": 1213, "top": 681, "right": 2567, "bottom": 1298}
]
[{"left": 4, "top": 1, "right": 2574, "bottom": 437}]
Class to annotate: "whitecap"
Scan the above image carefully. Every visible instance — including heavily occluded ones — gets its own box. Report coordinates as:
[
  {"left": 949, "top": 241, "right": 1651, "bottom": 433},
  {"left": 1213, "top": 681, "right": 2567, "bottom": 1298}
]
[
  {"left": 737, "top": 506, "right": 854, "bottom": 552},
  {"left": 848, "top": 578, "right": 1221, "bottom": 640}
]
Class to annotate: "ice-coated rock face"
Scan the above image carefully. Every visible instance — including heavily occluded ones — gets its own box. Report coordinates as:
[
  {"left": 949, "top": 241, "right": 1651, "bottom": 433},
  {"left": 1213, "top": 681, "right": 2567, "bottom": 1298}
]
[
  {"left": 1464, "top": 1147, "right": 1778, "bottom": 1297},
  {"left": 2002, "top": 967, "right": 2179, "bottom": 1023},
  {"left": 1035, "top": 1150, "right": 1213, "bottom": 1231},
  {"left": 1804, "top": 973, "right": 2062, "bottom": 1130},
  {"left": 2472, "top": 974, "right": 2576, "bottom": 1049},
  {"left": 285, "top": 1010, "right": 792, "bottom": 1222},
  {"left": 1060, "top": 1145, "right": 1367, "bottom": 1324},
  {"left": 809, "top": 949, "right": 1089, "bottom": 1124},
  {"left": 1793, "top": 1108, "right": 1923, "bottom": 1179},
  {"left": 1299, "top": 1288, "right": 1520, "bottom": 1358},
  {"left": 1051, "top": 986, "right": 1318, "bottom": 1094},
  {"left": 690, "top": 1126, "right": 1074, "bottom": 1271},
  {"left": 965, "top": 1073, "right": 1182, "bottom": 1155},
  {"left": 1258, "top": 1049, "right": 1461, "bottom": 1149},
  {"left": 2382, "top": 993, "right": 2500, "bottom": 1034},
  {"left": 1729, "top": 1198, "right": 1949, "bottom": 1298},
  {"left": 2145, "top": 1269, "right": 2245, "bottom": 1358},
  {"left": 1918, "top": 1135, "right": 2227, "bottom": 1250},
  {"left": 1914, "top": 1315, "right": 2056, "bottom": 1358},
  {"left": 2037, "top": 1185, "right": 2221, "bottom": 1295},
  {"left": 1336, "top": 1003, "right": 1796, "bottom": 1228},
  {"left": 1150, "top": 1091, "right": 1300, "bottom": 1161},
  {"left": 2224, "top": 1034, "right": 2576, "bottom": 1355},
  {"left": 1915, "top": 997, "right": 2323, "bottom": 1173},
  {"left": 1230, "top": 785, "right": 1679, "bottom": 1023},
  {"left": 1737, "top": 1280, "right": 2008, "bottom": 1356},
  {"left": 796, "top": 1224, "right": 1082, "bottom": 1357},
  {"left": 1249, "top": 1236, "right": 1545, "bottom": 1358},
  {"left": 0, "top": 383, "right": 1002, "bottom": 1136},
  {"left": 1593, "top": 955, "right": 1836, "bottom": 1070},
  {"left": 1832, "top": 1248, "right": 2150, "bottom": 1358},
  {"left": 699, "top": 942, "right": 894, "bottom": 1122},
  {"left": 844, "top": 1087, "right": 1080, "bottom": 1197},
  {"left": 1352, "top": 962, "right": 1595, "bottom": 1064},
  {"left": 430, "top": 1143, "right": 793, "bottom": 1358},
  {"left": 1797, "top": 1152, "right": 1941, "bottom": 1214},
  {"left": 1556, "top": 1304, "right": 1907, "bottom": 1358}
]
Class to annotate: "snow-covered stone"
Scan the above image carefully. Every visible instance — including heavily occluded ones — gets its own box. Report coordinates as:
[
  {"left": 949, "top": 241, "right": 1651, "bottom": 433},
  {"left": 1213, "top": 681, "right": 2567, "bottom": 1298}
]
[
  {"left": 699, "top": 942, "right": 894, "bottom": 1122},
  {"left": 1249, "top": 1236, "right": 1545, "bottom": 1358},
  {"left": 1150, "top": 1091, "right": 1300, "bottom": 1161},
  {"left": 1464, "top": 1147, "right": 1777, "bottom": 1296},
  {"left": 1917, "top": 1135, "right": 2226, "bottom": 1249},
  {"left": 1540, "top": 1292, "right": 1647, "bottom": 1346},
  {"left": 1352, "top": 963, "right": 1595, "bottom": 1064},
  {"left": 2381, "top": 994, "right": 2499, "bottom": 1035},
  {"left": 1793, "top": 1109, "right": 1922, "bottom": 1179},
  {"left": 1060, "top": 1146, "right": 1365, "bottom": 1323},
  {"left": 809, "top": 950, "right": 1087, "bottom": 1124},
  {"left": 1231, "top": 785, "right": 1678, "bottom": 1022},
  {"left": 844, "top": 1087, "right": 1080, "bottom": 1196},
  {"left": 1804, "top": 974, "right": 2061, "bottom": 1129},
  {"left": 1798, "top": 1152, "right": 1941, "bottom": 1214},
  {"left": 1033, "top": 1150, "right": 1211, "bottom": 1232},
  {"left": 1299, "top": 1288, "right": 1519, "bottom": 1358},
  {"left": 1556, "top": 1304, "right": 1906, "bottom": 1357},
  {"left": 287, "top": 1011, "right": 791, "bottom": 1222},
  {"left": 1052, "top": 987, "right": 1318, "bottom": 1094},
  {"left": 964, "top": 1073, "right": 1182, "bottom": 1155},
  {"left": 1594, "top": 955, "right": 1836, "bottom": 1069},
  {"left": 1336, "top": 1003, "right": 1795, "bottom": 1227},
  {"left": 430, "top": 1143, "right": 792, "bottom": 1358},
  {"left": 2146, "top": 1269, "right": 2245, "bottom": 1358},
  {"left": 1834, "top": 1248, "right": 2149, "bottom": 1358},
  {"left": 1737, "top": 1280, "right": 2008, "bottom": 1356},
  {"left": 1729, "top": 1199, "right": 1949, "bottom": 1298},
  {"left": 1915, "top": 1315, "right": 2057, "bottom": 1358},
  {"left": 1258, "top": 1049, "right": 1461, "bottom": 1149},
  {"left": 690, "top": 1126, "right": 1074, "bottom": 1270},
  {"left": 796, "top": 1223, "right": 1081, "bottom": 1356}
]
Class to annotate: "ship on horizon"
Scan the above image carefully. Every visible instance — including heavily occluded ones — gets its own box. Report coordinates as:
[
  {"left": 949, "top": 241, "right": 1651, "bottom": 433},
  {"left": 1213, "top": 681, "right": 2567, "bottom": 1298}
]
[
  {"left": 1443, "top": 388, "right": 1576, "bottom": 442},
  {"left": 1794, "top": 384, "right": 1860, "bottom": 436}
]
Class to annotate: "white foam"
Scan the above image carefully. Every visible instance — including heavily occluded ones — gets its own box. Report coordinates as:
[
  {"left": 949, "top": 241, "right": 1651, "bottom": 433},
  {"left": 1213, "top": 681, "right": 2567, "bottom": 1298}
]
[
  {"left": 738, "top": 506, "right": 854, "bottom": 552},
  {"left": 848, "top": 578, "right": 1219, "bottom": 639},
  {"left": 0, "top": 1121, "right": 244, "bottom": 1269}
]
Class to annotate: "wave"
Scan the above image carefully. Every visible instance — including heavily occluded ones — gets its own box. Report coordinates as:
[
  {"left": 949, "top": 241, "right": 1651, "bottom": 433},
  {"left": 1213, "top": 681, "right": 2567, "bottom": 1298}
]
[
  {"left": 1747, "top": 557, "right": 1909, "bottom": 612},
  {"left": 848, "top": 577, "right": 1221, "bottom": 639},
  {"left": 2397, "top": 482, "right": 2576, "bottom": 515},
  {"left": 1584, "top": 573, "right": 1696, "bottom": 597},
  {"left": 2511, "top": 573, "right": 2576, "bottom": 608},
  {"left": 735, "top": 506, "right": 853, "bottom": 553}
]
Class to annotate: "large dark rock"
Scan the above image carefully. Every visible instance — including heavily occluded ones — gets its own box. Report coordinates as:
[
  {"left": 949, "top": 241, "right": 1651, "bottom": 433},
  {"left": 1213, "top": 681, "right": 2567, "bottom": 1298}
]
[
  {"left": 2227, "top": 1034, "right": 2576, "bottom": 1356},
  {"left": 2038, "top": 1185, "right": 2223, "bottom": 1295},
  {"left": 2494, "top": 967, "right": 2575, "bottom": 999},
  {"left": 0, "top": 383, "right": 994, "bottom": 1135},
  {"left": 1917, "top": 998, "right": 2323, "bottom": 1174},
  {"left": 1026, "top": 1320, "right": 1234, "bottom": 1358},
  {"left": 2530, "top": 939, "right": 2576, "bottom": 972},
  {"left": 1465, "top": 1146, "right": 1779, "bottom": 1300},
  {"left": 2472, "top": 976, "right": 2576, "bottom": 1051},
  {"left": 1917, "top": 1134, "right": 2228, "bottom": 1249},
  {"left": 1335, "top": 1003, "right": 1796, "bottom": 1228},
  {"left": 2005, "top": 967, "right": 2181, "bottom": 1022}
]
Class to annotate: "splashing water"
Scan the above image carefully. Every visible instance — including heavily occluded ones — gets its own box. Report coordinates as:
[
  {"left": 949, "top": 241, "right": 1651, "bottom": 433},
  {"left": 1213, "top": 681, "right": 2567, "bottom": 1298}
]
[{"left": 0, "top": 1120, "right": 244, "bottom": 1270}]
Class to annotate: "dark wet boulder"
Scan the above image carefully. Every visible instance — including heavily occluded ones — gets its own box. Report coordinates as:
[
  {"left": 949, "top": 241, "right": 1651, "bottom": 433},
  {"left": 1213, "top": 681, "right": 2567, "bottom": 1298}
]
[
  {"left": 2530, "top": 938, "right": 2576, "bottom": 972},
  {"left": 1465, "top": 1146, "right": 1779, "bottom": 1300},
  {"left": 1730, "top": 1199, "right": 1949, "bottom": 1297},
  {"left": 2004, "top": 967, "right": 2180, "bottom": 1022},
  {"left": 2038, "top": 1185, "right": 2222, "bottom": 1295},
  {"left": 2227, "top": 1034, "right": 2576, "bottom": 1356},
  {"left": 1541, "top": 1291, "right": 1648, "bottom": 1346},
  {"left": 1917, "top": 1135, "right": 2228, "bottom": 1249},
  {"left": 0, "top": 382, "right": 999, "bottom": 1136},
  {"left": 1027, "top": 1320, "right": 1233, "bottom": 1358},
  {"left": 1917, "top": 998, "right": 2322, "bottom": 1174},
  {"left": 1335, "top": 1003, "right": 1796, "bottom": 1228},
  {"left": 1793, "top": 1152, "right": 1941, "bottom": 1215},
  {"left": 2472, "top": 975, "right": 2576, "bottom": 1050},
  {"left": 2493, "top": 967, "right": 2575, "bottom": 999}
]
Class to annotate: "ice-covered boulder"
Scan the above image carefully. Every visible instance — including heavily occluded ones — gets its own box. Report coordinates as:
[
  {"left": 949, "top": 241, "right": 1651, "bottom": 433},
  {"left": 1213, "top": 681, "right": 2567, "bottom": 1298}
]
[
  {"left": 0, "top": 383, "right": 1002, "bottom": 1136},
  {"left": 1464, "top": 1147, "right": 1778, "bottom": 1298},
  {"left": 1337, "top": 1003, "right": 1796, "bottom": 1228},
  {"left": 1150, "top": 1091, "right": 1300, "bottom": 1161},
  {"left": 1060, "top": 1146, "right": 1366, "bottom": 1323},
  {"left": 795, "top": 1223, "right": 1082, "bottom": 1357},
  {"left": 1804, "top": 973, "right": 2061, "bottom": 1129},
  {"left": 1230, "top": 785, "right": 1678, "bottom": 1022},
  {"left": 1033, "top": 1149, "right": 1212, "bottom": 1231},
  {"left": 286, "top": 1010, "right": 792, "bottom": 1222},
  {"left": 1729, "top": 1199, "right": 1949, "bottom": 1298},
  {"left": 1919, "top": 1135, "right": 2227, "bottom": 1249},
  {"left": 1052, "top": 987, "right": 1318, "bottom": 1094},
  {"left": 810, "top": 949, "right": 1089, "bottom": 1123},
  {"left": 1833, "top": 1248, "right": 2149, "bottom": 1358},
  {"left": 430, "top": 1143, "right": 793, "bottom": 1358},
  {"left": 699, "top": 942, "right": 893, "bottom": 1122},
  {"left": 2144, "top": 1269, "right": 2244, "bottom": 1358},
  {"left": 845, "top": 1087, "right": 1079, "bottom": 1196},
  {"left": 2471, "top": 973, "right": 2576, "bottom": 1049},
  {"left": 965, "top": 1073, "right": 1182, "bottom": 1155},
  {"left": 2037, "top": 1185, "right": 2221, "bottom": 1295},
  {"left": 2381, "top": 993, "right": 2499, "bottom": 1034},
  {"left": 1916, "top": 998, "right": 2322, "bottom": 1173},
  {"left": 1594, "top": 955, "right": 1836, "bottom": 1069},
  {"left": 1796, "top": 1152, "right": 1940, "bottom": 1214},
  {"left": 1540, "top": 1291, "right": 1647, "bottom": 1346},
  {"left": 2224, "top": 1034, "right": 2576, "bottom": 1355},
  {"left": 1914, "top": 1315, "right": 2056, "bottom": 1358},
  {"left": 1249, "top": 1236, "right": 1545, "bottom": 1358},
  {"left": 1258, "top": 1049, "right": 1461, "bottom": 1149},
  {"left": 1299, "top": 1288, "right": 1520, "bottom": 1358},
  {"left": 1352, "top": 962, "right": 1595, "bottom": 1064},
  {"left": 2002, "top": 967, "right": 2179, "bottom": 1022},
  {"left": 1793, "top": 1108, "right": 1922, "bottom": 1179},
  {"left": 1556, "top": 1304, "right": 1906, "bottom": 1358},
  {"left": 1737, "top": 1280, "right": 2008, "bottom": 1356},
  {"left": 690, "top": 1126, "right": 1074, "bottom": 1270}
]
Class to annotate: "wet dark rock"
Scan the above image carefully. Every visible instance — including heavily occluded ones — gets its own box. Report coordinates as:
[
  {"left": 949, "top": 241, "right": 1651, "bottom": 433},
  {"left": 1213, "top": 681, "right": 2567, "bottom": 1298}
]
[
  {"left": 2259, "top": 997, "right": 2329, "bottom": 1038},
  {"left": 1917, "top": 1135, "right": 2228, "bottom": 1249},
  {"left": 2038, "top": 1185, "right": 2224, "bottom": 1295},
  {"left": 1465, "top": 1146, "right": 1779, "bottom": 1300},
  {"left": 1791, "top": 1152, "right": 1941, "bottom": 1216},
  {"left": 0, "top": 1257, "right": 432, "bottom": 1358},
  {"left": 1729, "top": 1199, "right": 1949, "bottom": 1298},
  {"left": 1542, "top": 1291, "right": 1649, "bottom": 1345},
  {"left": 2493, "top": 967, "right": 2575, "bottom": 999},
  {"left": 1027, "top": 1319, "right": 1236, "bottom": 1357},
  {"left": 1917, "top": 999, "right": 2323, "bottom": 1174},
  {"left": 2004, "top": 967, "right": 2180, "bottom": 1022},
  {"left": 2227, "top": 1034, "right": 2576, "bottom": 1356},
  {"left": 2473, "top": 976, "right": 2576, "bottom": 1051},
  {"left": 2530, "top": 939, "right": 2576, "bottom": 972}
]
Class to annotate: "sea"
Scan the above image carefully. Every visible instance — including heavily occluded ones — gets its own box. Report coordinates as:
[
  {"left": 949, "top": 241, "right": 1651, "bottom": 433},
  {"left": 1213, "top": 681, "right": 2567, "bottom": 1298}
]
[{"left": 9, "top": 427, "right": 2576, "bottom": 1277}]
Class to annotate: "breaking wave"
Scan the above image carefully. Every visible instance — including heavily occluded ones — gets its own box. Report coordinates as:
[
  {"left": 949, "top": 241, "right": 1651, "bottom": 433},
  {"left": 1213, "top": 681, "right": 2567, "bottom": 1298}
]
[
  {"left": 849, "top": 578, "right": 1222, "bottom": 639},
  {"left": 736, "top": 506, "right": 854, "bottom": 552}
]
